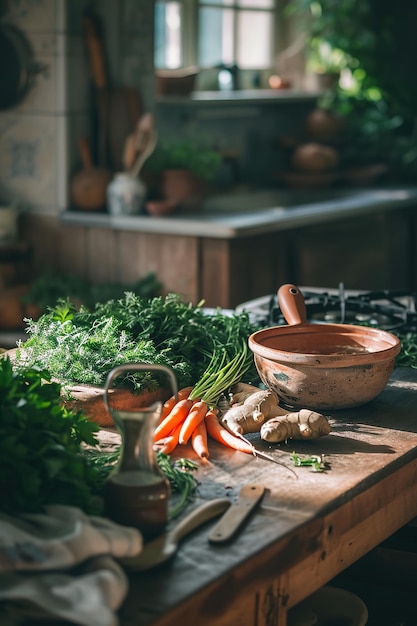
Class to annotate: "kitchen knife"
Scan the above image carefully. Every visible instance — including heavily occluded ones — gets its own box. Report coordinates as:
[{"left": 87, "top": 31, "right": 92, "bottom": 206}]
[{"left": 208, "top": 483, "right": 265, "bottom": 544}]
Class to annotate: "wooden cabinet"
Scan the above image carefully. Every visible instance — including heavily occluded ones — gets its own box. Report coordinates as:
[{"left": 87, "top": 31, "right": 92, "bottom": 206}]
[
  {"left": 200, "top": 209, "right": 415, "bottom": 306},
  {"left": 21, "top": 205, "right": 417, "bottom": 311},
  {"left": 287, "top": 210, "right": 413, "bottom": 292},
  {"left": 199, "top": 234, "right": 289, "bottom": 308}
]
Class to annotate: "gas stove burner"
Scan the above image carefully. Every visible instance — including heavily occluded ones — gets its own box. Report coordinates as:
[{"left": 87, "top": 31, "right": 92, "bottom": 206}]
[
  {"left": 306, "top": 306, "right": 405, "bottom": 330},
  {"left": 270, "top": 302, "right": 405, "bottom": 331},
  {"left": 237, "top": 286, "right": 417, "bottom": 333}
]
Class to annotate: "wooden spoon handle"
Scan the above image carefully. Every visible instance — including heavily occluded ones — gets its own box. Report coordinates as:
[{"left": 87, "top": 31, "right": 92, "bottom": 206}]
[
  {"left": 277, "top": 283, "right": 307, "bottom": 326},
  {"left": 77, "top": 137, "right": 93, "bottom": 169},
  {"left": 123, "top": 133, "right": 138, "bottom": 172},
  {"left": 169, "top": 498, "right": 231, "bottom": 544},
  {"left": 82, "top": 12, "right": 108, "bottom": 88}
]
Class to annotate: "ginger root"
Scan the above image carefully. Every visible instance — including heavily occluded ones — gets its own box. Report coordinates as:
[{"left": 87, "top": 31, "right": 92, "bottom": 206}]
[
  {"left": 221, "top": 386, "right": 287, "bottom": 435},
  {"left": 260, "top": 409, "right": 331, "bottom": 443},
  {"left": 229, "top": 382, "right": 267, "bottom": 406},
  {"left": 222, "top": 384, "right": 332, "bottom": 444}
]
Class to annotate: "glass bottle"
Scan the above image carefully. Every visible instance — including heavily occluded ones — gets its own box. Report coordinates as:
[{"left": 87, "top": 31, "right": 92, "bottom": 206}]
[{"left": 102, "top": 363, "right": 178, "bottom": 538}]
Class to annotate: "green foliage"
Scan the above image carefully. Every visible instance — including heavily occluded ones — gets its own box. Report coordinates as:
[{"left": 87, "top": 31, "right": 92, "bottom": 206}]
[
  {"left": 289, "top": 0, "right": 417, "bottom": 179},
  {"left": 145, "top": 141, "right": 222, "bottom": 180},
  {"left": 0, "top": 357, "right": 101, "bottom": 514},
  {"left": 395, "top": 333, "right": 417, "bottom": 370},
  {"left": 22, "top": 272, "right": 162, "bottom": 314},
  {"left": 17, "top": 292, "right": 260, "bottom": 393}
]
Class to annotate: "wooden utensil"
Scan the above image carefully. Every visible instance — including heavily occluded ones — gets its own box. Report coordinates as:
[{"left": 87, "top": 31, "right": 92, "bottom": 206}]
[
  {"left": 129, "top": 114, "right": 158, "bottom": 179},
  {"left": 119, "top": 498, "right": 231, "bottom": 571},
  {"left": 70, "top": 137, "right": 112, "bottom": 211},
  {"left": 82, "top": 11, "right": 143, "bottom": 171},
  {"left": 208, "top": 484, "right": 265, "bottom": 543},
  {"left": 108, "top": 86, "right": 143, "bottom": 172},
  {"left": 82, "top": 11, "right": 109, "bottom": 168},
  {"left": 122, "top": 113, "right": 155, "bottom": 173}
]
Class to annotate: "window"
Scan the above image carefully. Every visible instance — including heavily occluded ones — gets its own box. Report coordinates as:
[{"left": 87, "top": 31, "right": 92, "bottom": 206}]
[{"left": 154, "top": 0, "right": 278, "bottom": 72}]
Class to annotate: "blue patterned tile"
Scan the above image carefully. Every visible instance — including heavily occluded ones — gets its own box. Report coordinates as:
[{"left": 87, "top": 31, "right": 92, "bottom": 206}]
[{"left": 0, "top": 115, "right": 58, "bottom": 208}]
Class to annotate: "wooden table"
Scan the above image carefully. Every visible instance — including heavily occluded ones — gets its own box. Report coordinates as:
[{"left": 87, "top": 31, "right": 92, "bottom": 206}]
[{"left": 119, "top": 367, "right": 417, "bottom": 626}]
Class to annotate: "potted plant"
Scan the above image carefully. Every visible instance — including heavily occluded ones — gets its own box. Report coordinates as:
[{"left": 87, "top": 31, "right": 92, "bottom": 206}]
[
  {"left": 306, "top": 39, "right": 346, "bottom": 91},
  {"left": 288, "top": 0, "right": 417, "bottom": 181},
  {"left": 144, "top": 140, "right": 222, "bottom": 211}
]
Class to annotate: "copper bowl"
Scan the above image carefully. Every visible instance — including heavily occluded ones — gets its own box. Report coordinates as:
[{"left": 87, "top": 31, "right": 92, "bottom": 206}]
[{"left": 248, "top": 284, "right": 401, "bottom": 410}]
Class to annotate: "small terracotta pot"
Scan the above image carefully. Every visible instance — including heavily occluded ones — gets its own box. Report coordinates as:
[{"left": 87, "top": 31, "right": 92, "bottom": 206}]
[
  {"left": 161, "top": 169, "right": 205, "bottom": 211},
  {"left": 248, "top": 284, "right": 401, "bottom": 410},
  {"left": 145, "top": 198, "right": 178, "bottom": 216}
]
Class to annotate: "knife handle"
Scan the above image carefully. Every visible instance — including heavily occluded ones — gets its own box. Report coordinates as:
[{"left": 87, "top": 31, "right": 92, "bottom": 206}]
[{"left": 208, "top": 484, "right": 265, "bottom": 544}]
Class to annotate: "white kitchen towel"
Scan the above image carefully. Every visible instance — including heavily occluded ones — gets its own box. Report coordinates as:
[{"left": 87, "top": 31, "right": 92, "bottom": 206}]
[
  {"left": 0, "top": 505, "right": 143, "bottom": 626},
  {"left": 0, "top": 504, "right": 142, "bottom": 572},
  {"left": 0, "top": 554, "right": 128, "bottom": 626}
]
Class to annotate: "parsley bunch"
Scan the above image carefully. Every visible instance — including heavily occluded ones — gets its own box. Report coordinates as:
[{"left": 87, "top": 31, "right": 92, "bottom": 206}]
[{"left": 0, "top": 357, "right": 101, "bottom": 514}]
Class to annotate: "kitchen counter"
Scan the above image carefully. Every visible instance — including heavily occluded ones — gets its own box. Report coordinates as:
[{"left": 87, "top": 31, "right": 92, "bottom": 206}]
[
  {"left": 58, "top": 184, "right": 417, "bottom": 308},
  {"left": 119, "top": 366, "right": 417, "bottom": 626},
  {"left": 61, "top": 186, "right": 417, "bottom": 240}
]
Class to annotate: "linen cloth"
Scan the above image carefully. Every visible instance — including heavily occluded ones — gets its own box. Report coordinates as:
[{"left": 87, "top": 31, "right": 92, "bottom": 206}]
[{"left": 0, "top": 505, "right": 143, "bottom": 626}]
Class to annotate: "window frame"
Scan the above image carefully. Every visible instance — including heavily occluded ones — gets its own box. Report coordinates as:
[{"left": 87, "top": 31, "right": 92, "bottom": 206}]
[{"left": 156, "top": 0, "right": 292, "bottom": 72}]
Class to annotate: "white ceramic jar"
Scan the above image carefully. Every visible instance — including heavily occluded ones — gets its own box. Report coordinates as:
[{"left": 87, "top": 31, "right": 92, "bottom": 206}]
[{"left": 107, "top": 173, "right": 146, "bottom": 216}]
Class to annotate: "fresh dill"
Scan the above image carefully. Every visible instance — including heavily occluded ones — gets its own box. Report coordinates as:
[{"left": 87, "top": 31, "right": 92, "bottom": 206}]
[{"left": 17, "top": 292, "right": 260, "bottom": 393}]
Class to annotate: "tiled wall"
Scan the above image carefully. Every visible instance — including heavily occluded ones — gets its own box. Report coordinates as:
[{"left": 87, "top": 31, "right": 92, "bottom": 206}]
[
  {"left": 0, "top": 0, "right": 85, "bottom": 214},
  {"left": 0, "top": 0, "right": 155, "bottom": 216}
]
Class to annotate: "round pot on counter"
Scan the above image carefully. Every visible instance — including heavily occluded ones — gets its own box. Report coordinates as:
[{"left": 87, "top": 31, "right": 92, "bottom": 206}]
[{"left": 248, "top": 284, "right": 401, "bottom": 410}]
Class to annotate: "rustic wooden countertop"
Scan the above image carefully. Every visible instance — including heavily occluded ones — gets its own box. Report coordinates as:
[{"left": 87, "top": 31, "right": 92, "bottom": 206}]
[
  {"left": 61, "top": 186, "right": 417, "bottom": 239},
  {"left": 118, "top": 366, "right": 417, "bottom": 626}
]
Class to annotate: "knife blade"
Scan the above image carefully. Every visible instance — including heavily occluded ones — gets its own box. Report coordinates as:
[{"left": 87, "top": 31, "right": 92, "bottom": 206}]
[{"left": 208, "top": 483, "right": 265, "bottom": 544}]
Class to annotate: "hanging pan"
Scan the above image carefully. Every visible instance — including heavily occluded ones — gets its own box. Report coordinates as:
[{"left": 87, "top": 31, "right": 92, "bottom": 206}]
[{"left": 0, "top": 23, "right": 42, "bottom": 110}]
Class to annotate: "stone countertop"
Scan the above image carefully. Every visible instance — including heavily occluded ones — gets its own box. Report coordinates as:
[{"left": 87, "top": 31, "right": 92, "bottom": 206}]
[
  {"left": 60, "top": 186, "right": 417, "bottom": 240},
  {"left": 157, "top": 89, "right": 321, "bottom": 106}
]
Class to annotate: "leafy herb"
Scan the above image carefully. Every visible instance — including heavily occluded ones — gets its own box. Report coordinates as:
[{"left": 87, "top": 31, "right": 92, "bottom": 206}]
[
  {"left": 157, "top": 454, "right": 199, "bottom": 519},
  {"left": 395, "top": 332, "right": 417, "bottom": 369},
  {"left": 0, "top": 356, "right": 101, "bottom": 514},
  {"left": 291, "top": 451, "right": 329, "bottom": 472},
  {"left": 17, "top": 292, "right": 260, "bottom": 393}
]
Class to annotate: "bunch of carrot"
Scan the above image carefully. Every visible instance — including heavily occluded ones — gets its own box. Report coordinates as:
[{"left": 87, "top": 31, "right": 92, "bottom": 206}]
[
  {"left": 154, "top": 341, "right": 257, "bottom": 459},
  {"left": 154, "top": 385, "right": 255, "bottom": 459}
]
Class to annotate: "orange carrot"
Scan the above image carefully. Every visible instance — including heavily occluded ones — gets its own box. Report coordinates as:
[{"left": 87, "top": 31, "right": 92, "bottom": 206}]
[
  {"left": 154, "top": 398, "right": 193, "bottom": 441},
  {"left": 178, "top": 400, "right": 208, "bottom": 445},
  {"left": 191, "top": 419, "right": 209, "bottom": 459},
  {"left": 158, "top": 386, "right": 194, "bottom": 424},
  {"left": 205, "top": 410, "right": 254, "bottom": 454},
  {"left": 156, "top": 422, "right": 182, "bottom": 455}
]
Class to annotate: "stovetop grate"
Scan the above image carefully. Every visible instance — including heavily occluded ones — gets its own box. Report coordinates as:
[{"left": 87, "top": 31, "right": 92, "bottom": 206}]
[{"left": 236, "top": 286, "right": 417, "bottom": 332}]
